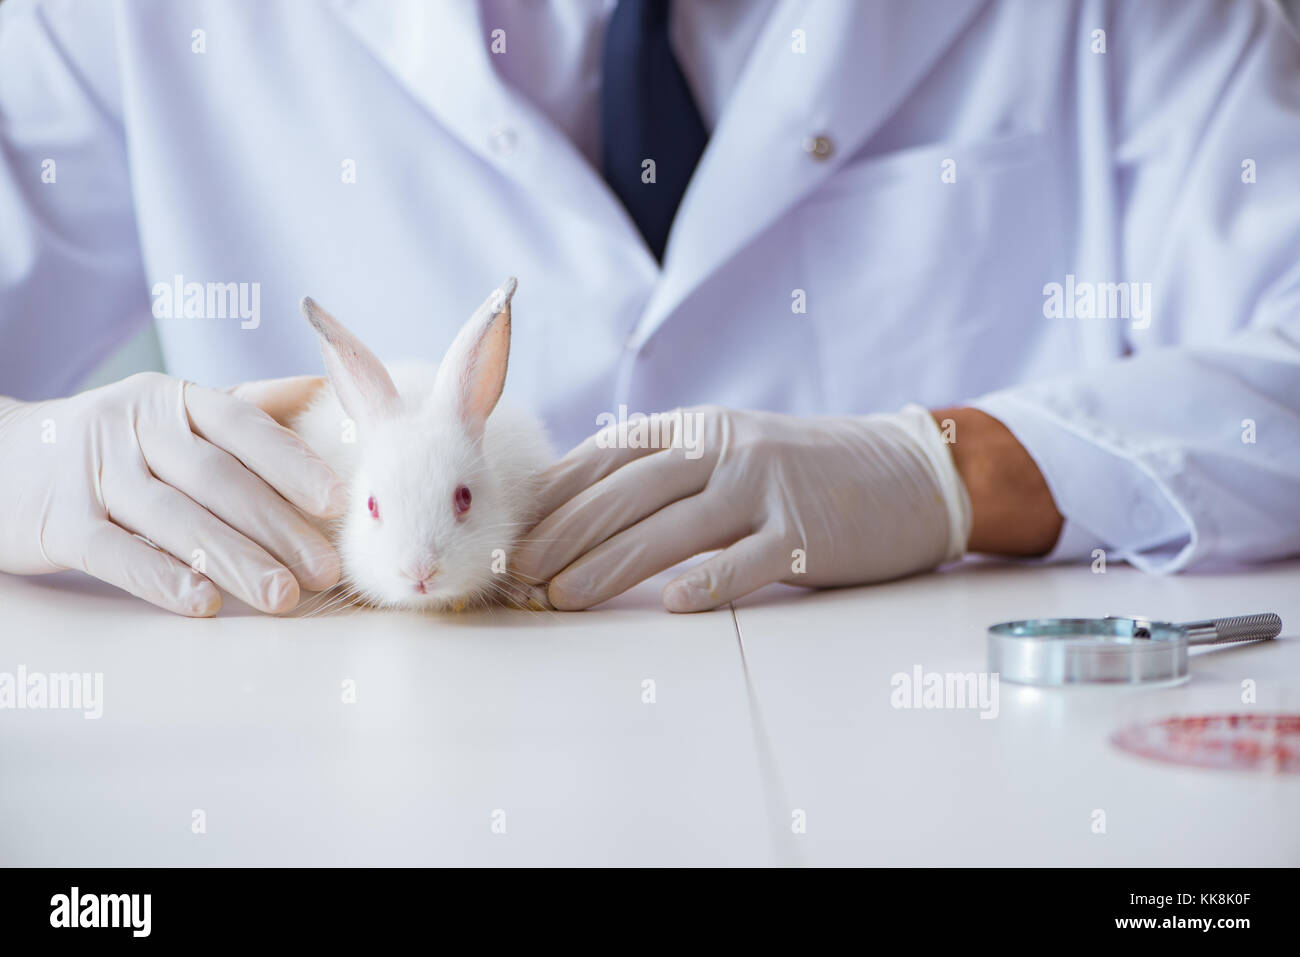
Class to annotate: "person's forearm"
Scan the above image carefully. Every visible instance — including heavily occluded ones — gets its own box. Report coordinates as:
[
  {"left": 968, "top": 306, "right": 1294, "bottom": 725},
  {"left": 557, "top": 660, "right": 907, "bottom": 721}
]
[{"left": 931, "top": 407, "right": 1063, "bottom": 556}]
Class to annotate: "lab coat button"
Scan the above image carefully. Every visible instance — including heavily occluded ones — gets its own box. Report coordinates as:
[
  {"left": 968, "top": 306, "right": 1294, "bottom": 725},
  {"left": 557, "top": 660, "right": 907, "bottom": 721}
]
[
  {"left": 488, "top": 126, "right": 518, "bottom": 156},
  {"left": 802, "top": 135, "right": 834, "bottom": 160}
]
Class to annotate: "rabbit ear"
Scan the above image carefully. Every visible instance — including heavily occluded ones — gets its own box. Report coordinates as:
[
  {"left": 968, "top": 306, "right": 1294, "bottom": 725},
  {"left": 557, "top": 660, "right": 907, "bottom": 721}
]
[
  {"left": 432, "top": 278, "right": 516, "bottom": 439},
  {"left": 300, "top": 297, "right": 400, "bottom": 426}
]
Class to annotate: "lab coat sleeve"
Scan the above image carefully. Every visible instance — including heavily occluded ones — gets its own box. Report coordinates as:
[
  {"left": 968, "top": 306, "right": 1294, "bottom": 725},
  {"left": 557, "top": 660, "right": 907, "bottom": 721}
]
[
  {"left": 0, "top": 0, "right": 147, "bottom": 400},
  {"left": 973, "top": 0, "right": 1300, "bottom": 572}
]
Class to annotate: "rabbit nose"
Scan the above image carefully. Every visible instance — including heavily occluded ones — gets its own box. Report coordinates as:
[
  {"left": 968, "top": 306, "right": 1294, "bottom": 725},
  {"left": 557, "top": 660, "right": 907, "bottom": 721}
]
[{"left": 400, "top": 560, "right": 439, "bottom": 584}]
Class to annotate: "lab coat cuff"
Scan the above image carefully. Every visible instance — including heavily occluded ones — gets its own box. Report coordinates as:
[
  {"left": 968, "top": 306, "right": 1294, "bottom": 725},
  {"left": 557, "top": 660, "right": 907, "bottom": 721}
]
[
  {"left": 1041, "top": 518, "right": 1106, "bottom": 564},
  {"left": 970, "top": 392, "right": 1196, "bottom": 573}
]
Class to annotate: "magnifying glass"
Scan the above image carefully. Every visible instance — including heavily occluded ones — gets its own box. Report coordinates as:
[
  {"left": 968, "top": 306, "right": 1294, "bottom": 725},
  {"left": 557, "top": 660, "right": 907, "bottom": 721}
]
[{"left": 988, "top": 613, "right": 1282, "bottom": 686}]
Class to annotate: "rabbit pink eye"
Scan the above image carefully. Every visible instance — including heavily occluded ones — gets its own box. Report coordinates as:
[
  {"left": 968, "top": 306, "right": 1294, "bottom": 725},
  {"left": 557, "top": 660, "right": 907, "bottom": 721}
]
[
  {"left": 454, "top": 484, "right": 472, "bottom": 516},
  {"left": 367, "top": 496, "right": 379, "bottom": 520}
]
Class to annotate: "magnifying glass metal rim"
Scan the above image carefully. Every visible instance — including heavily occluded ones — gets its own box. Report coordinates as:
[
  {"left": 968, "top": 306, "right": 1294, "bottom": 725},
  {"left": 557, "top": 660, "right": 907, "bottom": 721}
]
[{"left": 987, "top": 613, "right": 1281, "bottom": 687}]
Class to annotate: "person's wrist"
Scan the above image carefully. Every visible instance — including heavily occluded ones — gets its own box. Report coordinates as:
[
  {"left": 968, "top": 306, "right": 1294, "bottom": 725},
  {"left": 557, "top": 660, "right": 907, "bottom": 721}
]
[
  {"left": 930, "top": 406, "right": 1063, "bottom": 556},
  {"left": 894, "top": 404, "right": 972, "bottom": 562}
]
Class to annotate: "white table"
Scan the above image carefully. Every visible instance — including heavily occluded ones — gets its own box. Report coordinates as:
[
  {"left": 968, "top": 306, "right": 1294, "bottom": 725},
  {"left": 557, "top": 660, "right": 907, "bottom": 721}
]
[{"left": 1, "top": 560, "right": 1296, "bottom": 866}]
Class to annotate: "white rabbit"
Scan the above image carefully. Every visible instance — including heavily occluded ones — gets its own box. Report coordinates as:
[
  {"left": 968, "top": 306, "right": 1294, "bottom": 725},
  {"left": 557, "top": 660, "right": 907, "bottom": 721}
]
[{"left": 291, "top": 278, "right": 555, "bottom": 610}]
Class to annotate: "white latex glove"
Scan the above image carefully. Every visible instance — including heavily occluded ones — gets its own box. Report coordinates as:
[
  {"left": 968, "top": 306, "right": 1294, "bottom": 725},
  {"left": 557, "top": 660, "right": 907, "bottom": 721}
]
[
  {"left": 512, "top": 405, "right": 972, "bottom": 612},
  {"left": 0, "top": 373, "right": 346, "bottom": 616}
]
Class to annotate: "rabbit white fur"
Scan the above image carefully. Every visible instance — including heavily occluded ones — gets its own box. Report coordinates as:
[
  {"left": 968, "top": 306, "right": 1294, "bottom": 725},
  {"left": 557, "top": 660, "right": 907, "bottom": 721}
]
[{"left": 291, "top": 278, "right": 554, "bottom": 610}]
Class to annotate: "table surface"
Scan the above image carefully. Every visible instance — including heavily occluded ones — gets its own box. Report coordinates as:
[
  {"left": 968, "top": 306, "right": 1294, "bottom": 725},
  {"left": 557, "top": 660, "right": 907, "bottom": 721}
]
[{"left": 1, "top": 558, "right": 1297, "bottom": 866}]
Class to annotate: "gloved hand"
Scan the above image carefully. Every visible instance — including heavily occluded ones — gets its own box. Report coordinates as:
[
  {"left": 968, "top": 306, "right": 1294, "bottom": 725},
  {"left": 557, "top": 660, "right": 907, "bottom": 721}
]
[
  {"left": 0, "top": 372, "right": 346, "bottom": 616},
  {"left": 512, "top": 405, "right": 972, "bottom": 612}
]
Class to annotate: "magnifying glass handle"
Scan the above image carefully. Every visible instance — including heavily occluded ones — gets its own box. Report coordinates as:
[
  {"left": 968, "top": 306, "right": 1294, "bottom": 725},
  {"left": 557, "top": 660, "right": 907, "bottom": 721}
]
[{"left": 1178, "top": 613, "right": 1282, "bottom": 645}]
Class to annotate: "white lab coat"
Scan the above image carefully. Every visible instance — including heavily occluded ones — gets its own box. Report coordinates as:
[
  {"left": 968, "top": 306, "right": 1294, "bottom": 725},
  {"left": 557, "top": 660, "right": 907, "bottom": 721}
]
[{"left": 1, "top": 0, "right": 1298, "bottom": 572}]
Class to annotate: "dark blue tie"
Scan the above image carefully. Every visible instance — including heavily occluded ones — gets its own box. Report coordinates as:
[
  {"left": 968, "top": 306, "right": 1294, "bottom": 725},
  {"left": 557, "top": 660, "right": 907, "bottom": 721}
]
[{"left": 601, "top": 0, "right": 708, "bottom": 262}]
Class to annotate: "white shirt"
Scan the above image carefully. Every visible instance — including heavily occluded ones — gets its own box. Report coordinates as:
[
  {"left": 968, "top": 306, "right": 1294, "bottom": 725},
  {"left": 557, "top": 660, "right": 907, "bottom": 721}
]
[{"left": 475, "top": 0, "right": 778, "bottom": 166}]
